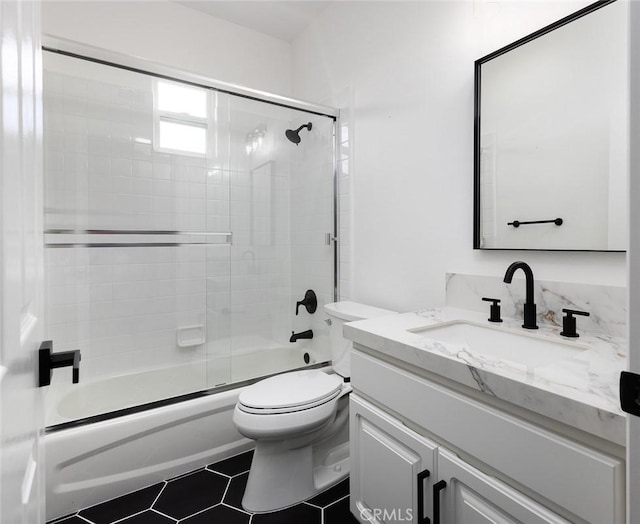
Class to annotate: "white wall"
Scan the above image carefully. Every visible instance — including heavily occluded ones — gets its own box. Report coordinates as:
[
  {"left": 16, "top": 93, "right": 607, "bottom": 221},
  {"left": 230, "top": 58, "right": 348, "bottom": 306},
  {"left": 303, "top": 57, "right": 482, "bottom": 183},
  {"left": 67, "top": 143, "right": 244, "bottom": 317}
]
[
  {"left": 42, "top": 0, "right": 292, "bottom": 96},
  {"left": 292, "top": 0, "right": 627, "bottom": 313}
]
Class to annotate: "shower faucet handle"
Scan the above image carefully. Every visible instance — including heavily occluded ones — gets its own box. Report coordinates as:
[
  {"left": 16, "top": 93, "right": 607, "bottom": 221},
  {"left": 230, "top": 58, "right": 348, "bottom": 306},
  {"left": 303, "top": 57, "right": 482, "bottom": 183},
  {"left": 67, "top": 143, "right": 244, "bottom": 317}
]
[
  {"left": 38, "top": 340, "right": 81, "bottom": 387},
  {"left": 296, "top": 290, "right": 318, "bottom": 315}
]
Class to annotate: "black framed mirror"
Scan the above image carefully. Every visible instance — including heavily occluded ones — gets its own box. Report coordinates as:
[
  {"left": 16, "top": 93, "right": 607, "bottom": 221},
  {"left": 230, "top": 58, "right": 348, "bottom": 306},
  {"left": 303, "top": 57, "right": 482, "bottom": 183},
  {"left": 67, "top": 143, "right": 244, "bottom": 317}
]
[{"left": 473, "top": 0, "right": 627, "bottom": 251}]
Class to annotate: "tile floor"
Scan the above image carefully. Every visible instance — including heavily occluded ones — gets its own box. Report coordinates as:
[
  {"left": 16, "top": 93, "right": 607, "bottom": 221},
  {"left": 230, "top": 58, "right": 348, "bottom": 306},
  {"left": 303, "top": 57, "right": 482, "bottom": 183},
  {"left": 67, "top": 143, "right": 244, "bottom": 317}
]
[{"left": 48, "top": 450, "right": 359, "bottom": 524}]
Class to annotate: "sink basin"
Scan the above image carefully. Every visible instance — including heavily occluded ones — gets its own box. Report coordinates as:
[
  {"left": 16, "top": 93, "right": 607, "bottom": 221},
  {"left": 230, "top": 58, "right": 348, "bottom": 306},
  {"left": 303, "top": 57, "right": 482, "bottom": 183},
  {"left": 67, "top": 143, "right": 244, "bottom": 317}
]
[{"left": 408, "top": 320, "right": 587, "bottom": 368}]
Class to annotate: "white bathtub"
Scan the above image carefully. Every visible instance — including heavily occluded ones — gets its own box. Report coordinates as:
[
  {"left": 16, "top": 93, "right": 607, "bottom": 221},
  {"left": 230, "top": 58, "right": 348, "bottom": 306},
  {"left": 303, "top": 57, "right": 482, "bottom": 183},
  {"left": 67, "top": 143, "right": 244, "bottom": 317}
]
[
  {"left": 45, "top": 346, "right": 328, "bottom": 521},
  {"left": 45, "top": 344, "right": 315, "bottom": 427},
  {"left": 45, "top": 387, "right": 252, "bottom": 521}
]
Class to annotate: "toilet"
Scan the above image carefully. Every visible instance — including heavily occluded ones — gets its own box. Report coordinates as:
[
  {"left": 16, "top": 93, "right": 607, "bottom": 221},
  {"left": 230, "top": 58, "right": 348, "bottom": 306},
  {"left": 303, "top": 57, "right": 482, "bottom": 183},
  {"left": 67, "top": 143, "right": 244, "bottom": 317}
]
[{"left": 233, "top": 301, "right": 396, "bottom": 513}]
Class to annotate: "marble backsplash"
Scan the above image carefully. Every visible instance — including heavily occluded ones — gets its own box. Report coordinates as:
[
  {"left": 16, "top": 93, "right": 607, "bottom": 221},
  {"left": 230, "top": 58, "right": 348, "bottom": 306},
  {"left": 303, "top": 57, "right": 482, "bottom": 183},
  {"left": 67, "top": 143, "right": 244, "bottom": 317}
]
[{"left": 446, "top": 273, "right": 626, "bottom": 339}]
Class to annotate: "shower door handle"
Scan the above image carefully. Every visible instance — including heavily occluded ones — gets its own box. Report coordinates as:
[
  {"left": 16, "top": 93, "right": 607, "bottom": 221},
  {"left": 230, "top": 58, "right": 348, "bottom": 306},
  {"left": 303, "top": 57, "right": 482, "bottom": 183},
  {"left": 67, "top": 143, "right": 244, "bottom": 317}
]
[{"left": 38, "top": 340, "right": 81, "bottom": 387}]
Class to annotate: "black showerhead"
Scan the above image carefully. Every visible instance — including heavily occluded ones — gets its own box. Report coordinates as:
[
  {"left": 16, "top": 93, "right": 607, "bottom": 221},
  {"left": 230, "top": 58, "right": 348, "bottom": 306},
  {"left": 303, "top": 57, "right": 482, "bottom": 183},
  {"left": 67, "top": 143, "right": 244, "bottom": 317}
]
[{"left": 285, "top": 122, "right": 312, "bottom": 145}]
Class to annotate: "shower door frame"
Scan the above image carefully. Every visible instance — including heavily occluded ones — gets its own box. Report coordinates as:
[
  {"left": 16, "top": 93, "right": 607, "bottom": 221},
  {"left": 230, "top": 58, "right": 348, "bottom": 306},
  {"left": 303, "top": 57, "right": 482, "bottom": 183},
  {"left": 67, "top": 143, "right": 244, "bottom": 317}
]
[
  {"left": 42, "top": 36, "right": 339, "bottom": 119},
  {"left": 42, "top": 36, "right": 341, "bottom": 430}
]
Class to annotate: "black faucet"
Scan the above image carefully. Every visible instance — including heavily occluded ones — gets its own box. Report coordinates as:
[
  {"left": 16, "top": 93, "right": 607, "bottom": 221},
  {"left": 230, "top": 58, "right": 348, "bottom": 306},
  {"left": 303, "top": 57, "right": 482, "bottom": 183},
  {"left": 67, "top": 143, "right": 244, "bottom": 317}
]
[
  {"left": 503, "top": 261, "right": 538, "bottom": 330},
  {"left": 290, "top": 329, "right": 313, "bottom": 343}
]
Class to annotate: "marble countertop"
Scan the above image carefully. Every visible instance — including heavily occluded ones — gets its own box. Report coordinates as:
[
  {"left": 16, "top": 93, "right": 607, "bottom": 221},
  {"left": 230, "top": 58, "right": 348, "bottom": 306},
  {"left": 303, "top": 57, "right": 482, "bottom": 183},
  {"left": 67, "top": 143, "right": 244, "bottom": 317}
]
[{"left": 344, "top": 307, "right": 627, "bottom": 446}]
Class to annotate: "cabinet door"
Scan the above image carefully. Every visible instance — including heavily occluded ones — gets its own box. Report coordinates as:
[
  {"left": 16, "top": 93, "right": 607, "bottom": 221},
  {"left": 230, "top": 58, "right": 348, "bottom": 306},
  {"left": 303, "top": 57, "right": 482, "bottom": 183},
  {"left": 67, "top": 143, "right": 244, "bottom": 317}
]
[
  {"left": 436, "top": 448, "right": 570, "bottom": 524},
  {"left": 350, "top": 394, "right": 438, "bottom": 524}
]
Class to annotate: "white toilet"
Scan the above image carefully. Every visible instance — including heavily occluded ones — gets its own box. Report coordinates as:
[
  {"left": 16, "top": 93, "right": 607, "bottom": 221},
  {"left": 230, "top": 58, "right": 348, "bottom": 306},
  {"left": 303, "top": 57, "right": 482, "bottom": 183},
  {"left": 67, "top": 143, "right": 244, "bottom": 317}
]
[{"left": 233, "top": 301, "right": 396, "bottom": 513}]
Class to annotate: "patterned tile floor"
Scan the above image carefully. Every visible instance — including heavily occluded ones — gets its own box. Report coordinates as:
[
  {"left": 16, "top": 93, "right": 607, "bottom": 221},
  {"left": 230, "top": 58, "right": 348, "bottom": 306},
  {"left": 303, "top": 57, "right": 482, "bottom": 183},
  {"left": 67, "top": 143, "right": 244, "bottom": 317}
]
[{"left": 48, "top": 450, "right": 359, "bottom": 524}]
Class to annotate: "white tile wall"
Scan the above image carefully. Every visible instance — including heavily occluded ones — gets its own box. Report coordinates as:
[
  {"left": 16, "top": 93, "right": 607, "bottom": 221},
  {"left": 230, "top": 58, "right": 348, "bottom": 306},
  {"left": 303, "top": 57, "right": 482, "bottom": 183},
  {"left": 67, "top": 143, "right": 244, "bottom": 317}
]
[{"left": 43, "top": 52, "right": 339, "bottom": 414}]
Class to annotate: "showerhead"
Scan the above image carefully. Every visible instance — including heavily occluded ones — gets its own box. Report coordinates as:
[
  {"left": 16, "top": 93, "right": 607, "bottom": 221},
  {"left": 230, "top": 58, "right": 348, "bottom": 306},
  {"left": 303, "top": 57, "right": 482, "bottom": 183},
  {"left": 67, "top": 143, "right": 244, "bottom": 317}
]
[{"left": 285, "top": 122, "right": 312, "bottom": 145}]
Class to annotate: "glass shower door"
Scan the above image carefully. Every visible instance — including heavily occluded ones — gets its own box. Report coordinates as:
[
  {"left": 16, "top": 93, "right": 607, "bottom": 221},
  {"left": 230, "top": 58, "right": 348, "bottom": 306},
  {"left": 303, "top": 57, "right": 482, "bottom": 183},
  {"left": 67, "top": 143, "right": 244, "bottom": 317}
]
[
  {"left": 222, "top": 95, "right": 336, "bottom": 384},
  {"left": 42, "top": 51, "right": 232, "bottom": 425}
]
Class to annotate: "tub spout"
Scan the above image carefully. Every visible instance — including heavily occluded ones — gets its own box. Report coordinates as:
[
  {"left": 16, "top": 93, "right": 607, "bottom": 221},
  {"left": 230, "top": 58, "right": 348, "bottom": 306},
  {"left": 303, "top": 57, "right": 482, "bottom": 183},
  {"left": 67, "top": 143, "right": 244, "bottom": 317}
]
[{"left": 290, "top": 330, "right": 313, "bottom": 343}]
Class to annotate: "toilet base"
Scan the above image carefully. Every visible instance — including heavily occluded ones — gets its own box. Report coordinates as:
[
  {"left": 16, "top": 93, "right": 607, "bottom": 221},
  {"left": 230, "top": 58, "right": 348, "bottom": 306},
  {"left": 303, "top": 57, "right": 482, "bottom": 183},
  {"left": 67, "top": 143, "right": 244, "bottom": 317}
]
[
  {"left": 242, "top": 440, "right": 349, "bottom": 513},
  {"left": 241, "top": 404, "right": 350, "bottom": 513}
]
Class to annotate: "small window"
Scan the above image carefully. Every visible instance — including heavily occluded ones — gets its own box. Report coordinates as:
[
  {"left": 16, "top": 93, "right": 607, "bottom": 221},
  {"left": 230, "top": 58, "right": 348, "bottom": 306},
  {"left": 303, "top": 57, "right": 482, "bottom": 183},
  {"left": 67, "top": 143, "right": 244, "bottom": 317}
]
[
  {"left": 153, "top": 80, "right": 208, "bottom": 156},
  {"left": 158, "top": 120, "right": 206, "bottom": 155},
  {"left": 157, "top": 81, "right": 207, "bottom": 118}
]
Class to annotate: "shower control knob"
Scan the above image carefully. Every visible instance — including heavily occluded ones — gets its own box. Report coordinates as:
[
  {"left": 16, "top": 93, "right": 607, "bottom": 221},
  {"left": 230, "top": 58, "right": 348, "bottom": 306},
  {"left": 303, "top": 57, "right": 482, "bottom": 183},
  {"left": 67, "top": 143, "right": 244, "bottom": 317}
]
[{"left": 296, "top": 290, "right": 317, "bottom": 315}]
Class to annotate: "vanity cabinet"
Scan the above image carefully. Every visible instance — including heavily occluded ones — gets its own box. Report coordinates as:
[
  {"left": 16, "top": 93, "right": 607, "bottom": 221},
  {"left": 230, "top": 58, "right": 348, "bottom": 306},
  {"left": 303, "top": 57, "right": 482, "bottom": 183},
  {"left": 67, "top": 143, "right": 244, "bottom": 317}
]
[
  {"left": 350, "top": 395, "right": 437, "bottom": 524},
  {"left": 436, "top": 448, "right": 569, "bottom": 524},
  {"left": 349, "top": 347, "right": 624, "bottom": 524},
  {"left": 350, "top": 395, "right": 568, "bottom": 524}
]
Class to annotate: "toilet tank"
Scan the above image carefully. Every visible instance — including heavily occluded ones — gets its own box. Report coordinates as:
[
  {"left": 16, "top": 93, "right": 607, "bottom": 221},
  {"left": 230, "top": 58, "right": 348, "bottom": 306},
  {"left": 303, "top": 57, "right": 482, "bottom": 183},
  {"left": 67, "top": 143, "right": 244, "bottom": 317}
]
[{"left": 323, "top": 301, "right": 396, "bottom": 378}]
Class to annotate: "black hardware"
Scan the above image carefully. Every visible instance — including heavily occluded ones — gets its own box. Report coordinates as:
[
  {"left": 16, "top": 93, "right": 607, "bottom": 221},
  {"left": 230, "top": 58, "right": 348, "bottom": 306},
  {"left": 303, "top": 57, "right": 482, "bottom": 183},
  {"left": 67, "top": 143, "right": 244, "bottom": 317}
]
[
  {"left": 303, "top": 352, "right": 310, "bottom": 364},
  {"left": 417, "top": 469, "right": 431, "bottom": 524},
  {"left": 296, "top": 289, "right": 317, "bottom": 315},
  {"left": 482, "top": 297, "right": 503, "bottom": 323},
  {"left": 560, "top": 308, "right": 590, "bottom": 338},
  {"left": 285, "top": 122, "right": 312, "bottom": 145},
  {"left": 503, "top": 261, "right": 538, "bottom": 330},
  {"left": 38, "top": 340, "right": 81, "bottom": 387},
  {"left": 507, "top": 218, "right": 563, "bottom": 228},
  {"left": 433, "top": 480, "right": 447, "bottom": 524},
  {"left": 290, "top": 330, "right": 313, "bottom": 343},
  {"left": 620, "top": 372, "right": 640, "bottom": 417}
]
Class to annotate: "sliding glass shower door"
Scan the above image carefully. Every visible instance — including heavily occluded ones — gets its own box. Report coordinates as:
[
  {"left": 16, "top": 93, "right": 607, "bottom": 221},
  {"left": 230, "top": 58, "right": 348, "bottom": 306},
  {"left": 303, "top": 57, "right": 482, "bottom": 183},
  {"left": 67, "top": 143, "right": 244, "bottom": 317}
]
[{"left": 42, "top": 47, "right": 336, "bottom": 427}]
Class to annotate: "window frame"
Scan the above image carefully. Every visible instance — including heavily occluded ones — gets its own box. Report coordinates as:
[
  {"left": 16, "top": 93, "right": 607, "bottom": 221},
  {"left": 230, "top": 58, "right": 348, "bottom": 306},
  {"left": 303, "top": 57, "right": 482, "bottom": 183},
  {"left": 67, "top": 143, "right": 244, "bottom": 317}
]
[{"left": 152, "top": 79, "right": 209, "bottom": 157}]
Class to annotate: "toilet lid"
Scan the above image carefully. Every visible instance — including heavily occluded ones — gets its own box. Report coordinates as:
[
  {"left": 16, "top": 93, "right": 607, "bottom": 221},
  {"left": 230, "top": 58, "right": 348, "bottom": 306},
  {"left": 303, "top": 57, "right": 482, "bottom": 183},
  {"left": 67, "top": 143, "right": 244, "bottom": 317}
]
[{"left": 238, "top": 370, "right": 343, "bottom": 411}]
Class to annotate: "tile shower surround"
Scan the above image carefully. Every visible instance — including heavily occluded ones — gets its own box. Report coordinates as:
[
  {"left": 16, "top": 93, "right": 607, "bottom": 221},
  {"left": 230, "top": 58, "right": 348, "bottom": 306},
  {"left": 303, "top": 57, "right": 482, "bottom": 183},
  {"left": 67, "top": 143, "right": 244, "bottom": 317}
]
[
  {"left": 43, "top": 56, "right": 337, "bottom": 393},
  {"left": 48, "top": 450, "right": 358, "bottom": 524}
]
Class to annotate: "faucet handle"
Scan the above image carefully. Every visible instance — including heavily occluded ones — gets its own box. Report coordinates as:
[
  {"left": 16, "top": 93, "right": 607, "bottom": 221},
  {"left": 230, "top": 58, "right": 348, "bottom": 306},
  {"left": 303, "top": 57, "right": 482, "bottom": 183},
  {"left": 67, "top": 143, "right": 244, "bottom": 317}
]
[
  {"left": 295, "top": 289, "right": 317, "bottom": 315},
  {"left": 560, "top": 308, "right": 590, "bottom": 338},
  {"left": 482, "top": 297, "right": 503, "bottom": 323}
]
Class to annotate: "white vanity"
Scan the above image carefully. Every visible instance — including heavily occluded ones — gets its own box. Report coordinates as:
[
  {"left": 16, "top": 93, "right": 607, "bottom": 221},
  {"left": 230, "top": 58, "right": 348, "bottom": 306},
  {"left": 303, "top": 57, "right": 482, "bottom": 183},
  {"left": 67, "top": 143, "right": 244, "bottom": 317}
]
[{"left": 345, "top": 274, "right": 626, "bottom": 524}]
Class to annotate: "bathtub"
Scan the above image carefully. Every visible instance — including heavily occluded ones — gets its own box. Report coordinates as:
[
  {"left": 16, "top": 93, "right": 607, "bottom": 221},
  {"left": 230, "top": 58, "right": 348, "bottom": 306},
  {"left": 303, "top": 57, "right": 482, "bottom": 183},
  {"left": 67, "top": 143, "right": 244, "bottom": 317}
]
[
  {"left": 45, "top": 343, "right": 316, "bottom": 426},
  {"left": 45, "top": 345, "right": 328, "bottom": 521}
]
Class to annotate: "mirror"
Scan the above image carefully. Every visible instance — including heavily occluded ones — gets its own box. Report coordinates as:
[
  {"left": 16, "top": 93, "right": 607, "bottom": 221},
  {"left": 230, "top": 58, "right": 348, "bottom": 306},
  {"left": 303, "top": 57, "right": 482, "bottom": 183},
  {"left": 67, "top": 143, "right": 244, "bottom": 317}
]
[{"left": 474, "top": 0, "right": 627, "bottom": 251}]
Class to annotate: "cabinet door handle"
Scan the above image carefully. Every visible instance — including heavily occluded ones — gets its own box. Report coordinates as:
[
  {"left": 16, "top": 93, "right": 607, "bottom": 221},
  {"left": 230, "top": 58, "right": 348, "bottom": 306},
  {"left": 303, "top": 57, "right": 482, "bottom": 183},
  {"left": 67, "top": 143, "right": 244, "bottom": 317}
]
[
  {"left": 433, "top": 480, "right": 447, "bottom": 524},
  {"left": 417, "top": 469, "right": 431, "bottom": 524}
]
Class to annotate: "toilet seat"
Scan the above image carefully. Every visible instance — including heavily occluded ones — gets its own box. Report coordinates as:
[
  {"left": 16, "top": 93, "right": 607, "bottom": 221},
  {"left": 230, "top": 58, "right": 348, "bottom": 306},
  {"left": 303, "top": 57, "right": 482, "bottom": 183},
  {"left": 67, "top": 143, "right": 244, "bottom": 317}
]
[{"left": 237, "top": 370, "right": 343, "bottom": 415}]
